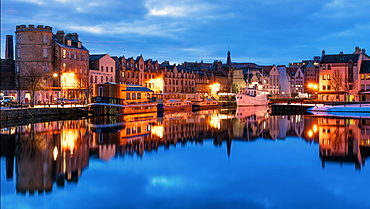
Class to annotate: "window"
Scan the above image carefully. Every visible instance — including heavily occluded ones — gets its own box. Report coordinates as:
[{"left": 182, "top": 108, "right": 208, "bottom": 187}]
[
  {"left": 106, "top": 67, "right": 108, "bottom": 72},
  {"left": 63, "top": 49, "right": 66, "bottom": 58},
  {"left": 101, "top": 76, "right": 103, "bottom": 83},
  {"left": 111, "top": 67, "right": 113, "bottom": 72},
  {"left": 323, "top": 75, "right": 326, "bottom": 80},
  {"left": 67, "top": 40, "right": 72, "bottom": 46},
  {"left": 74, "top": 51, "right": 77, "bottom": 59},
  {"left": 327, "top": 74, "right": 330, "bottom": 80},
  {"left": 17, "top": 49, "right": 20, "bottom": 57},
  {"left": 95, "top": 76, "right": 97, "bottom": 83},
  {"left": 367, "top": 74, "right": 370, "bottom": 80},
  {"left": 361, "top": 74, "right": 365, "bottom": 80},
  {"left": 327, "top": 85, "right": 331, "bottom": 90},
  {"left": 322, "top": 85, "right": 326, "bottom": 90},
  {"left": 98, "top": 87, "right": 103, "bottom": 96},
  {"left": 43, "top": 63, "right": 48, "bottom": 72},
  {"left": 126, "top": 93, "right": 131, "bottom": 100},
  {"left": 137, "top": 93, "right": 141, "bottom": 99},
  {"left": 328, "top": 65, "right": 331, "bottom": 70},
  {"left": 132, "top": 93, "right": 136, "bottom": 100},
  {"left": 122, "top": 72, "right": 125, "bottom": 77},
  {"left": 43, "top": 35, "right": 47, "bottom": 43},
  {"left": 78, "top": 42, "right": 81, "bottom": 48},
  {"left": 42, "top": 48, "right": 48, "bottom": 58},
  {"left": 367, "top": 85, "right": 370, "bottom": 90},
  {"left": 361, "top": 85, "right": 365, "bottom": 90},
  {"left": 101, "top": 66, "right": 103, "bottom": 71}
]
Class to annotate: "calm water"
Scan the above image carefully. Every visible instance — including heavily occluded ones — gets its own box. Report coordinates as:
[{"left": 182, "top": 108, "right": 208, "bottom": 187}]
[{"left": 1, "top": 107, "right": 370, "bottom": 209}]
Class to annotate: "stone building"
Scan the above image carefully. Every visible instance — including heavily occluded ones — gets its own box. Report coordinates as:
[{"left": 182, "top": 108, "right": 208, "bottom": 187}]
[
  {"left": 14, "top": 24, "right": 89, "bottom": 104},
  {"left": 318, "top": 47, "right": 370, "bottom": 101}
]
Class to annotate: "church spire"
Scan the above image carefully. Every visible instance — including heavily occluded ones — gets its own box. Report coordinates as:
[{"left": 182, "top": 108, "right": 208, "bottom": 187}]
[{"left": 227, "top": 50, "right": 231, "bottom": 67}]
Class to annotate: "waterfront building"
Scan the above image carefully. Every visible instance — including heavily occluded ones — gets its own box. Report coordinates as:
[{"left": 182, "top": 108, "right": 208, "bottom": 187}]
[
  {"left": 118, "top": 55, "right": 163, "bottom": 93},
  {"left": 286, "top": 66, "right": 304, "bottom": 95},
  {"left": 277, "top": 65, "right": 292, "bottom": 97},
  {"left": 89, "top": 54, "right": 116, "bottom": 85},
  {"left": 14, "top": 25, "right": 89, "bottom": 104},
  {"left": 261, "top": 65, "right": 280, "bottom": 96},
  {"left": 359, "top": 60, "right": 370, "bottom": 101},
  {"left": 318, "top": 47, "right": 369, "bottom": 101}
]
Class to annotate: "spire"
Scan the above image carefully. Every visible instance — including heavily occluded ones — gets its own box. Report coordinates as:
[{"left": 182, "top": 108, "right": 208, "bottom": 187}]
[{"left": 227, "top": 50, "right": 231, "bottom": 67}]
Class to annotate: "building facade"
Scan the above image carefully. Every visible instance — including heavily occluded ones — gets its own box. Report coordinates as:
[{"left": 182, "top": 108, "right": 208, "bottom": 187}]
[{"left": 14, "top": 25, "right": 89, "bottom": 104}]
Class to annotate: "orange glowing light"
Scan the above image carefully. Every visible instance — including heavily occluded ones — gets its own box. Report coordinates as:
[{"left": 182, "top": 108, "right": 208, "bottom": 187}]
[
  {"left": 313, "top": 124, "right": 318, "bottom": 133},
  {"left": 151, "top": 125, "right": 164, "bottom": 138},
  {"left": 61, "top": 72, "right": 76, "bottom": 88},
  {"left": 61, "top": 129, "right": 78, "bottom": 155},
  {"left": 209, "top": 114, "right": 221, "bottom": 129},
  {"left": 308, "top": 130, "right": 313, "bottom": 138},
  {"left": 208, "top": 83, "right": 221, "bottom": 96}
]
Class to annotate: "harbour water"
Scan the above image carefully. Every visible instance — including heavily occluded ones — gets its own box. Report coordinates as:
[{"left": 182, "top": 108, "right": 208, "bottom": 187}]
[{"left": 1, "top": 107, "right": 370, "bottom": 209}]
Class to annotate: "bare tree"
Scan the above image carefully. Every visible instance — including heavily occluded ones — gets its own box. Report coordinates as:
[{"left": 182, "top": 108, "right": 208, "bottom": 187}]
[
  {"left": 20, "top": 66, "right": 46, "bottom": 106},
  {"left": 328, "top": 69, "right": 346, "bottom": 101}
]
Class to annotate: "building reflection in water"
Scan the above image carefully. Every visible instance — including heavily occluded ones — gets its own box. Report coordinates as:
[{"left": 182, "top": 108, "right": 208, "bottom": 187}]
[
  {"left": 1, "top": 108, "right": 370, "bottom": 195},
  {"left": 0, "top": 120, "right": 89, "bottom": 195}
]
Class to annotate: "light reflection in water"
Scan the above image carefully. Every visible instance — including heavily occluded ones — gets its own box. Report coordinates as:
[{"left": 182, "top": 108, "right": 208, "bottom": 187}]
[{"left": 1, "top": 108, "right": 370, "bottom": 197}]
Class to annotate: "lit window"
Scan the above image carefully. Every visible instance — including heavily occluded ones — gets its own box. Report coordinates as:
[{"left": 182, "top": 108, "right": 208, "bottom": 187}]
[{"left": 63, "top": 50, "right": 66, "bottom": 58}]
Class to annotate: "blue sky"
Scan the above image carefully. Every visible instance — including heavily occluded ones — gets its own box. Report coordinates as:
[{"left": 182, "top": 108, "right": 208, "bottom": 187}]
[{"left": 1, "top": 0, "right": 369, "bottom": 65}]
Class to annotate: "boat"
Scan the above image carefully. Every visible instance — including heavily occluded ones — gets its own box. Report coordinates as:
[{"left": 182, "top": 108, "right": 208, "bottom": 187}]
[
  {"left": 153, "top": 93, "right": 192, "bottom": 112},
  {"left": 88, "top": 82, "right": 158, "bottom": 116},
  {"left": 235, "top": 88, "right": 269, "bottom": 106},
  {"left": 307, "top": 104, "right": 370, "bottom": 118},
  {"left": 186, "top": 94, "right": 219, "bottom": 111}
]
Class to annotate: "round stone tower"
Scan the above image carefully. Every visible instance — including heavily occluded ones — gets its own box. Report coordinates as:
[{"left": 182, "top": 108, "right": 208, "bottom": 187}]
[{"left": 15, "top": 25, "right": 53, "bottom": 76}]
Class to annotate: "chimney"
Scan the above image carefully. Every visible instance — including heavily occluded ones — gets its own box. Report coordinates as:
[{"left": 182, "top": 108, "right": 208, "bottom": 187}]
[
  {"left": 362, "top": 49, "right": 366, "bottom": 54},
  {"left": 5, "top": 35, "right": 14, "bottom": 60},
  {"left": 322, "top": 50, "right": 325, "bottom": 57},
  {"left": 66, "top": 33, "right": 79, "bottom": 41},
  {"left": 56, "top": 31, "right": 65, "bottom": 45},
  {"left": 339, "top": 51, "right": 343, "bottom": 54}
]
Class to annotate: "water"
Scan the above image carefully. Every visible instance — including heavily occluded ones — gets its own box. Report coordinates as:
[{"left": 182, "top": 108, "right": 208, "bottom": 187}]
[{"left": 1, "top": 108, "right": 370, "bottom": 209}]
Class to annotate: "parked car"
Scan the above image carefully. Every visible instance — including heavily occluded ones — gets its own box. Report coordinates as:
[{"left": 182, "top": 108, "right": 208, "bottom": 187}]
[
  {"left": 55, "top": 98, "right": 70, "bottom": 104},
  {"left": 1, "top": 98, "right": 17, "bottom": 106},
  {"left": 69, "top": 99, "right": 84, "bottom": 104}
]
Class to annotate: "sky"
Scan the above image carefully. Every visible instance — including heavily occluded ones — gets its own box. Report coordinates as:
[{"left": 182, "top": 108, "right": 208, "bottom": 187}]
[{"left": 1, "top": 0, "right": 370, "bottom": 65}]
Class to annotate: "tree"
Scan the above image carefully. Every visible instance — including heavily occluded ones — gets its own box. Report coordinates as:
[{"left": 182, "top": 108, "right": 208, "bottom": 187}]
[
  {"left": 328, "top": 69, "right": 347, "bottom": 101},
  {"left": 19, "top": 66, "right": 46, "bottom": 106}
]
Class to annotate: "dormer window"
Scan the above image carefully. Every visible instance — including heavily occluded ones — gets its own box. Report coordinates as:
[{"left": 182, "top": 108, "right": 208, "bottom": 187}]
[
  {"left": 67, "top": 40, "right": 72, "bottom": 46},
  {"left": 77, "top": 42, "right": 81, "bottom": 48}
]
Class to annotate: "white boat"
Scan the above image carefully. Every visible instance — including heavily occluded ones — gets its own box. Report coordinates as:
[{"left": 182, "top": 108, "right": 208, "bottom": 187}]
[
  {"left": 308, "top": 104, "right": 370, "bottom": 118},
  {"left": 236, "top": 88, "right": 269, "bottom": 106}
]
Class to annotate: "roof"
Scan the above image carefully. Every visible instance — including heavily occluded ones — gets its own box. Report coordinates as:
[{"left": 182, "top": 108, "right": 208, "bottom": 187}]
[
  {"left": 125, "top": 86, "right": 153, "bottom": 92},
  {"left": 89, "top": 54, "right": 106, "bottom": 61},
  {"left": 231, "top": 63, "right": 261, "bottom": 69},
  {"left": 321, "top": 54, "right": 360, "bottom": 63},
  {"left": 261, "top": 66, "right": 273, "bottom": 75},
  {"left": 360, "top": 61, "right": 370, "bottom": 74}
]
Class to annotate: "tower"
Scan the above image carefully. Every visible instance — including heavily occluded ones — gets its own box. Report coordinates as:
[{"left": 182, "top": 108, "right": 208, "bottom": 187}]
[
  {"left": 15, "top": 25, "right": 53, "bottom": 76},
  {"left": 227, "top": 51, "right": 232, "bottom": 67},
  {"left": 5, "top": 35, "right": 14, "bottom": 60}
]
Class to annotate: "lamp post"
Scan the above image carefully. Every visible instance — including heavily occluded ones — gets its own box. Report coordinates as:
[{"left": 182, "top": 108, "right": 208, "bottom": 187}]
[{"left": 308, "top": 83, "right": 318, "bottom": 102}]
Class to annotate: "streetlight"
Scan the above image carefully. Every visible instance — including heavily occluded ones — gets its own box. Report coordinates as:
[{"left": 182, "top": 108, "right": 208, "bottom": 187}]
[{"left": 308, "top": 83, "right": 318, "bottom": 104}]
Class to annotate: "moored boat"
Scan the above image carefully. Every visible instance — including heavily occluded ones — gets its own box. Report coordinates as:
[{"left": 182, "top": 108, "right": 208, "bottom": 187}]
[
  {"left": 186, "top": 94, "right": 219, "bottom": 111},
  {"left": 88, "top": 82, "right": 157, "bottom": 116},
  {"left": 235, "top": 88, "right": 269, "bottom": 106}
]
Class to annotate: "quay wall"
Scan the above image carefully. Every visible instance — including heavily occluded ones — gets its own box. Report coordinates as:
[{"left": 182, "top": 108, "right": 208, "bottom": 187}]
[{"left": 0, "top": 107, "right": 88, "bottom": 128}]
